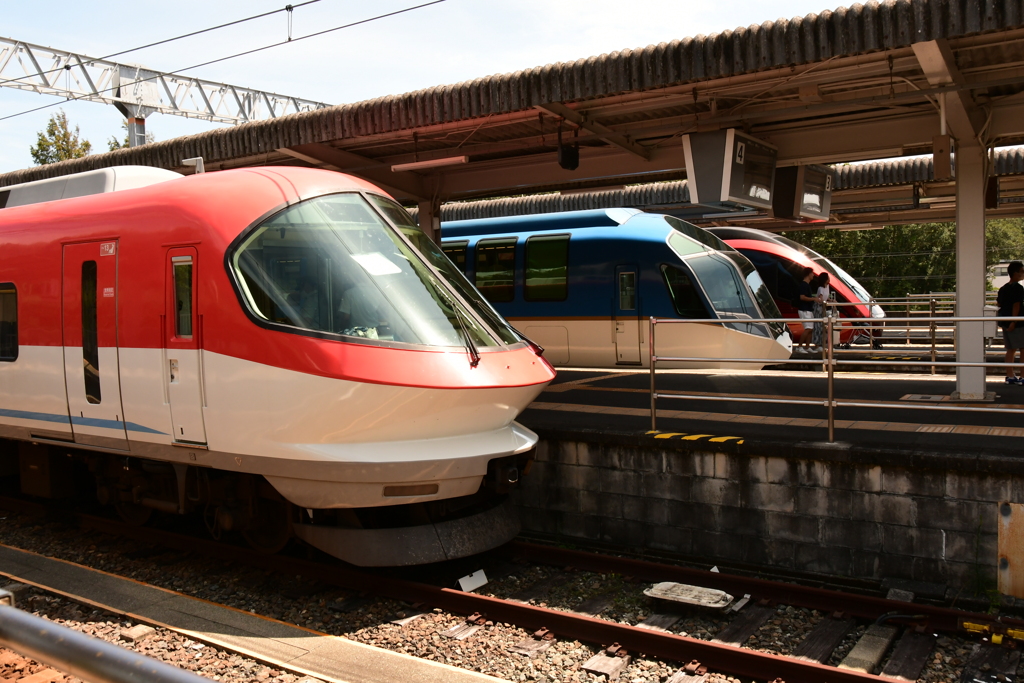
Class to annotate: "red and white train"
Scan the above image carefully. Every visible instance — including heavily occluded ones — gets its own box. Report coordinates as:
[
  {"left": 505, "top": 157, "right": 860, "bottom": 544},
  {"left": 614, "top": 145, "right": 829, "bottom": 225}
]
[{"left": 0, "top": 165, "right": 554, "bottom": 566}]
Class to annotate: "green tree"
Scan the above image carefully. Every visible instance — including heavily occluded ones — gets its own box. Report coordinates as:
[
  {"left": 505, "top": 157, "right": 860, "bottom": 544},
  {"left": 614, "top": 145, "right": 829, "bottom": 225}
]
[
  {"left": 779, "top": 218, "right": 1024, "bottom": 299},
  {"left": 29, "top": 110, "right": 92, "bottom": 165}
]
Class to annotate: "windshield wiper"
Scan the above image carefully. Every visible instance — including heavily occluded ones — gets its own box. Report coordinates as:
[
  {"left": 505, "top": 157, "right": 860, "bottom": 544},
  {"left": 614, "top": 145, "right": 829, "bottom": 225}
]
[
  {"left": 438, "top": 289, "right": 480, "bottom": 368},
  {"left": 453, "top": 305, "right": 481, "bottom": 368}
]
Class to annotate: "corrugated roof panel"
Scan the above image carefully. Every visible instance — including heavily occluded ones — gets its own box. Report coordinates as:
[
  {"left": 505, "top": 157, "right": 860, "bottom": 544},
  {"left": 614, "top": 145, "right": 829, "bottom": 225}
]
[{"left": 2, "top": 0, "right": 1022, "bottom": 187}]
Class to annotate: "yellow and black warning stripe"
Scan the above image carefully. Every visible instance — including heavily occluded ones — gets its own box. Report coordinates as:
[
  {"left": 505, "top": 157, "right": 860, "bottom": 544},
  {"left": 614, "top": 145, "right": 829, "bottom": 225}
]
[{"left": 645, "top": 431, "right": 744, "bottom": 444}]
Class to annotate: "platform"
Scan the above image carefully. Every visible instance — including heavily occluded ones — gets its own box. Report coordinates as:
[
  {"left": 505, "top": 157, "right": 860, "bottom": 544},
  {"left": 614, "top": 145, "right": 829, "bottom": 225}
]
[
  {"left": 521, "top": 367, "right": 1024, "bottom": 456},
  {"left": 511, "top": 366, "right": 1024, "bottom": 593},
  {"left": 0, "top": 544, "right": 502, "bottom": 683}
]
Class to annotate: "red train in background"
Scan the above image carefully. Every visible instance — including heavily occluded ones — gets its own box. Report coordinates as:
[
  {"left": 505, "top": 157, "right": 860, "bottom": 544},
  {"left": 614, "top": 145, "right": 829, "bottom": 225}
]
[
  {"left": 708, "top": 226, "right": 886, "bottom": 348},
  {"left": 0, "top": 165, "right": 554, "bottom": 566}
]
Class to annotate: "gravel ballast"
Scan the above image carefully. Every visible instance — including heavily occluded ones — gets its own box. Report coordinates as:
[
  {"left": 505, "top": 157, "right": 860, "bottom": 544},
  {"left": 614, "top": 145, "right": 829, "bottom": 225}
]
[{"left": 0, "top": 511, "right": 1010, "bottom": 682}]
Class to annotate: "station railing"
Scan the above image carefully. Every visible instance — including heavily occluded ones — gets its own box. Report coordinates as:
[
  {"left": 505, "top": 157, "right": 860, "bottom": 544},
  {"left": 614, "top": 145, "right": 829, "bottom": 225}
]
[
  {"left": 0, "top": 589, "right": 206, "bottom": 683},
  {"left": 648, "top": 310, "right": 1024, "bottom": 443}
]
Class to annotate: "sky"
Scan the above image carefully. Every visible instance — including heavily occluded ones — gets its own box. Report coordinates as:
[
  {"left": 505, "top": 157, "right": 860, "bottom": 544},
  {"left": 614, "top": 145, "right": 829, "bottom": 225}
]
[{"left": 1, "top": 0, "right": 839, "bottom": 173}]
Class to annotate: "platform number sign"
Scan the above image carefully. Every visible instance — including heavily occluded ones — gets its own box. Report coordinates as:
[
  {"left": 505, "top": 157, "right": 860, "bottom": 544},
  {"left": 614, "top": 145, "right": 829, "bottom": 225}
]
[
  {"left": 735, "top": 141, "right": 745, "bottom": 164},
  {"left": 100, "top": 242, "right": 116, "bottom": 256}
]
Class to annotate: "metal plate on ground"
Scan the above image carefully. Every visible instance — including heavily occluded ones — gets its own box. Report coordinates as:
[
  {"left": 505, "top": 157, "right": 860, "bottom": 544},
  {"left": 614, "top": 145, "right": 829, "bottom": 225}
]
[
  {"left": 644, "top": 582, "right": 733, "bottom": 609},
  {"left": 900, "top": 394, "right": 950, "bottom": 402}
]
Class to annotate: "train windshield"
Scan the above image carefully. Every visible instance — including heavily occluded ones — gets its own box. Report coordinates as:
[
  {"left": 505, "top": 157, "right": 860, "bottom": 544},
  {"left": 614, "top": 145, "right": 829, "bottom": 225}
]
[
  {"left": 365, "top": 194, "right": 520, "bottom": 344},
  {"left": 230, "top": 193, "right": 505, "bottom": 348},
  {"left": 771, "top": 234, "right": 873, "bottom": 310},
  {"left": 719, "top": 252, "right": 788, "bottom": 338},
  {"left": 686, "top": 254, "right": 772, "bottom": 338},
  {"left": 664, "top": 216, "right": 733, "bottom": 252}
]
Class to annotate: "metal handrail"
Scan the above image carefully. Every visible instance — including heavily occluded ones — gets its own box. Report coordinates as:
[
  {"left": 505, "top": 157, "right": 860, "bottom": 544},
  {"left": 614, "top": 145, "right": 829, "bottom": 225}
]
[
  {"left": 649, "top": 313, "right": 1024, "bottom": 443},
  {"left": 0, "top": 589, "right": 206, "bottom": 683}
]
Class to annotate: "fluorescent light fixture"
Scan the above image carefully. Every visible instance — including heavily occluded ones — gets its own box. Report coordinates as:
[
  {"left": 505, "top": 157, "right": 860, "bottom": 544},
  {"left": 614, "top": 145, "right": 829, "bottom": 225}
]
[
  {"left": 701, "top": 210, "right": 761, "bottom": 219},
  {"left": 838, "top": 223, "right": 885, "bottom": 231},
  {"left": 777, "top": 148, "right": 904, "bottom": 167},
  {"left": 391, "top": 156, "right": 468, "bottom": 172}
]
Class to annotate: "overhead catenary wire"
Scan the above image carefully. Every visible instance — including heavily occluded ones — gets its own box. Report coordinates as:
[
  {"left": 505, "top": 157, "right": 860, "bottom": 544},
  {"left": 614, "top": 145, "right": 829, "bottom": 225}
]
[
  {"left": 0, "top": 0, "right": 447, "bottom": 123},
  {"left": 0, "top": 0, "right": 324, "bottom": 90}
]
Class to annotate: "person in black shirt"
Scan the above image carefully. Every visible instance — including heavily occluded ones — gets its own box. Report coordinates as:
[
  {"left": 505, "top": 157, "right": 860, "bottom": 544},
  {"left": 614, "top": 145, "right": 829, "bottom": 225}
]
[
  {"left": 997, "top": 260, "right": 1024, "bottom": 384},
  {"left": 796, "top": 267, "right": 816, "bottom": 352}
]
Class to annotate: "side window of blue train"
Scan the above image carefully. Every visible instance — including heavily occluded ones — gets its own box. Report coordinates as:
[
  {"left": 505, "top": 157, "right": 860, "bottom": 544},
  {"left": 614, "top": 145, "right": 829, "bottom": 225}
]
[
  {"left": 661, "top": 265, "right": 708, "bottom": 318},
  {"left": 441, "top": 241, "right": 469, "bottom": 275},
  {"left": 525, "top": 235, "right": 569, "bottom": 301},
  {"left": 475, "top": 238, "right": 516, "bottom": 302},
  {"left": 0, "top": 284, "right": 16, "bottom": 361}
]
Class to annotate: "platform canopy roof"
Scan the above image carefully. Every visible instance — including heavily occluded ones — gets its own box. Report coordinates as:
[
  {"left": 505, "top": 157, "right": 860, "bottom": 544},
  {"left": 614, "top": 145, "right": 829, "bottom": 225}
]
[
  {"left": 2, "top": 0, "right": 1024, "bottom": 225},
  {"left": 415, "top": 147, "right": 1024, "bottom": 230}
]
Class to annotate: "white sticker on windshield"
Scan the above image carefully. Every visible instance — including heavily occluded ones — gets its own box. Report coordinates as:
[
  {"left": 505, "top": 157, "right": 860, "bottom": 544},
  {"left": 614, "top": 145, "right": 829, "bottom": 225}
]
[{"left": 352, "top": 252, "right": 401, "bottom": 276}]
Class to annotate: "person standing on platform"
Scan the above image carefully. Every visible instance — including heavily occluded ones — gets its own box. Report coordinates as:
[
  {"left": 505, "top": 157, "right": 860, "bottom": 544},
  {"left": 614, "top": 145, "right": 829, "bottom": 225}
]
[
  {"left": 796, "top": 267, "right": 816, "bottom": 352},
  {"left": 997, "top": 260, "right": 1024, "bottom": 384},
  {"left": 811, "top": 272, "right": 832, "bottom": 353}
]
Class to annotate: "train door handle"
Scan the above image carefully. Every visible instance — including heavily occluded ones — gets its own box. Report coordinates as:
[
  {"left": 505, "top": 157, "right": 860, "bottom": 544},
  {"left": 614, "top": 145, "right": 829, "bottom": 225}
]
[{"left": 169, "top": 359, "right": 179, "bottom": 383}]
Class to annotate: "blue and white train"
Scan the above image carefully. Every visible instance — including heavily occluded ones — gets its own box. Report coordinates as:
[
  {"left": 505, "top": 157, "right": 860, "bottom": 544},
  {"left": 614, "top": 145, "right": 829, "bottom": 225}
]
[{"left": 441, "top": 208, "right": 792, "bottom": 369}]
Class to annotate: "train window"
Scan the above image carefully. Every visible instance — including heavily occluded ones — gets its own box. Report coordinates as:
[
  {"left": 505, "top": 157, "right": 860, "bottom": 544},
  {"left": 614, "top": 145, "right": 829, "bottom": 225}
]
[
  {"left": 688, "top": 254, "right": 770, "bottom": 338},
  {"left": 664, "top": 217, "right": 731, "bottom": 252},
  {"left": 475, "top": 238, "right": 516, "bottom": 303},
  {"left": 82, "top": 261, "right": 101, "bottom": 404},
  {"left": 661, "top": 265, "right": 708, "bottom": 318},
  {"left": 441, "top": 241, "right": 469, "bottom": 274},
  {"left": 618, "top": 272, "right": 637, "bottom": 310},
  {"left": 720, "top": 252, "right": 784, "bottom": 318},
  {"left": 173, "top": 257, "right": 193, "bottom": 338},
  {"left": 366, "top": 194, "right": 519, "bottom": 345},
  {"left": 666, "top": 231, "right": 706, "bottom": 258},
  {"left": 230, "top": 193, "right": 501, "bottom": 349},
  {"left": 0, "top": 284, "right": 16, "bottom": 362},
  {"left": 525, "top": 235, "right": 568, "bottom": 301}
]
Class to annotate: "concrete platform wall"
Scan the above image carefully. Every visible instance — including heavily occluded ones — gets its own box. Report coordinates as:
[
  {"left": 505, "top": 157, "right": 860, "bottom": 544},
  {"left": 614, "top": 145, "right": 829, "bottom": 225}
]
[{"left": 513, "top": 434, "right": 1021, "bottom": 594}]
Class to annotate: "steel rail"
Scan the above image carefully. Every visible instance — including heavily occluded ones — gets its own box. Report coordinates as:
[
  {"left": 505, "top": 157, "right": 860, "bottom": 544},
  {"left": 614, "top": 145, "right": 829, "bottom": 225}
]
[
  {"left": 0, "top": 591, "right": 206, "bottom": 683},
  {"left": 0, "top": 499, "right": 944, "bottom": 683},
  {"left": 506, "top": 542, "right": 1024, "bottom": 635}
]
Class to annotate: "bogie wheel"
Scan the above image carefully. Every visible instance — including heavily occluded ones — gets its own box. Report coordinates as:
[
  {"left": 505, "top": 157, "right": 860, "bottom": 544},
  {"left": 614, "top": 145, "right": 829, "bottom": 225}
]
[
  {"left": 115, "top": 501, "right": 153, "bottom": 526},
  {"left": 242, "top": 499, "right": 292, "bottom": 554}
]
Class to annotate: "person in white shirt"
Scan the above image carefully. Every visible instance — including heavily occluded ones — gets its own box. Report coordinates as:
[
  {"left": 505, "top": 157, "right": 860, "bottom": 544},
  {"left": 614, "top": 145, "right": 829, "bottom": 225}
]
[{"left": 811, "top": 272, "right": 831, "bottom": 352}]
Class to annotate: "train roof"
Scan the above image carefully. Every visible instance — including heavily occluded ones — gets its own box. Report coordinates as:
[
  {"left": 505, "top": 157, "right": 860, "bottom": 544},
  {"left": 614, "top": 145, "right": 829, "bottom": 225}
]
[
  {"left": 443, "top": 207, "right": 741, "bottom": 257},
  {"left": 0, "top": 167, "right": 395, "bottom": 252},
  {"left": 0, "top": 166, "right": 182, "bottom": 209},
  {"left": 442, "top": 208, "right": 643, "bottom": 238}
]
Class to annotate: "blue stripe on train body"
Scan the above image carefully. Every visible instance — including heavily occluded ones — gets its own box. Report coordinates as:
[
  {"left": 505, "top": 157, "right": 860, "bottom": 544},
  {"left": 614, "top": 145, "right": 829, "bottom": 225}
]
[{"left": 441, "top": 208, "right": 750, "bottom": 323}]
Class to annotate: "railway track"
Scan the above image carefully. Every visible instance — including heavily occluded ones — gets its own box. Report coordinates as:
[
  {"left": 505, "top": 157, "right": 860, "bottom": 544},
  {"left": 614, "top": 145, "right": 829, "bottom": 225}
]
[{"left": 0, "top": 496, "right": 1019, "bottom": 683}]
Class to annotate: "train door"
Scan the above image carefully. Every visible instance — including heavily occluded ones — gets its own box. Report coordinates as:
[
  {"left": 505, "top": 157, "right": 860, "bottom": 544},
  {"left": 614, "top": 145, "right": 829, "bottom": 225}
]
[
  {"left": 62, "top": 242, "right": 129, "bottom": 450},
  {"left": 614, "top": 265, "right": 641, "bottom": 364},
  {"left": 165, "top": 248, "right": 207, "bottom": 445}
]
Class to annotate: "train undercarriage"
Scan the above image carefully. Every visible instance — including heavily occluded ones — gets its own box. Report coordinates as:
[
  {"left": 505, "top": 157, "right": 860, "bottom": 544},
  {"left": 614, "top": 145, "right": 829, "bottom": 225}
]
[{"left": 0, "top": 438, "right": 531, "bottom": 566}]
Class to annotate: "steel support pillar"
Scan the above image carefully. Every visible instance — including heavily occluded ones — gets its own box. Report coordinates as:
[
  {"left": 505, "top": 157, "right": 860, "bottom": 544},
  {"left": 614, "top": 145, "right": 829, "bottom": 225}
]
[
  {"left": 127, "top": 117, "right": 146, "bottom": 147},
  {"left": 955, "top": 143, "right": 987, "bottom": 399},
  {"left": 418, "top": 199, "right": 441, "bottom": 244}
]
